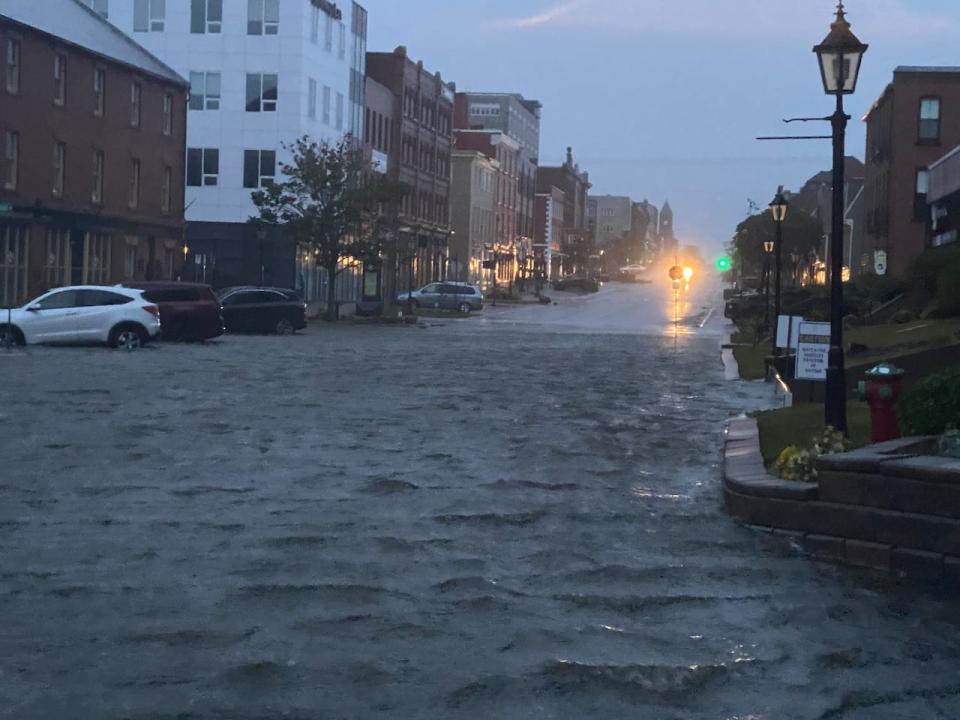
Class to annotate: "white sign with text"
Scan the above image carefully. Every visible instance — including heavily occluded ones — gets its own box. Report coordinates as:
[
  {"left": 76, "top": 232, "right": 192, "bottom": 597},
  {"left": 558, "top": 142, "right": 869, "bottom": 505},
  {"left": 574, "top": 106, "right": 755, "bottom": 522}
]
[
  {"left": 776, "top": 315, "right": 804, "bottom": 352},
  {"left": 795, "top": 321, "right": 832, "bottom": 381}
]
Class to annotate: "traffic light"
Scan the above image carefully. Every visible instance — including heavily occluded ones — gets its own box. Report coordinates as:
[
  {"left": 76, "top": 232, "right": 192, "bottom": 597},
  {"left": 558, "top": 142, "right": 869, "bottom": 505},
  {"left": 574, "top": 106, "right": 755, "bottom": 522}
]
[{"left": 716, "top": 255, "right": 732, "bottom": 272}]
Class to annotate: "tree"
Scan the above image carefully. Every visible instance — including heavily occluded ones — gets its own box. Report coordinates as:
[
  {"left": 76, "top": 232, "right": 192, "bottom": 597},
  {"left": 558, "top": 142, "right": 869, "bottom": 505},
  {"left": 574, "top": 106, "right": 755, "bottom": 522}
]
[
  {"left": 730, "top": 209, "right": 823, "bottom": 286},
  {"left": 250, "top": 137, "right": 405, "bottom": 321}
]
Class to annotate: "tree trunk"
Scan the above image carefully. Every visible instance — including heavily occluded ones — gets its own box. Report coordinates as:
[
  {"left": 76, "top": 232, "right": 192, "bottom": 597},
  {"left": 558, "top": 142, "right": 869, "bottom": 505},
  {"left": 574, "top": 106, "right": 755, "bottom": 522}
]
[{"left": 325, "top": 263, "right": 339, "bottom": 322}]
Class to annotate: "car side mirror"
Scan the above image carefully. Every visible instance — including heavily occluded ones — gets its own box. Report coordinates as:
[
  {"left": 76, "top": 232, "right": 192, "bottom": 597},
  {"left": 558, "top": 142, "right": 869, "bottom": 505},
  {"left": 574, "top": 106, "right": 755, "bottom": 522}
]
[{"left": 26, "top": 306, "right": 40, "bottom": 312}]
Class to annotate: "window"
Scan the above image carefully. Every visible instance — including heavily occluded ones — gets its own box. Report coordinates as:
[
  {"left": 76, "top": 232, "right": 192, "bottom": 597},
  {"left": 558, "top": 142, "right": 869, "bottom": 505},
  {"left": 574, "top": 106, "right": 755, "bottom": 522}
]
[
  {"left": 919, "top": 97, "right": 941, "bottom": 141},
  {"left": 189, "top": 71, "right": 220, "bottom": 110},
  {"left": 308, "top": 78, "right": 317, "bottom": 119},
  {"left": 82, "top": 232, "right": 111, "bottom": 285},
  {"left": 338, "top": 22, "right": 346, "bottom": 59},
  {"left": 248, "top": 0, "right": 279, "bottom": 35},
  {"left": 246, "top": 73, "right": 278, "bottom": 112},
  {"left": 4, "top": 131, "right": 18, "bottom": 191},
  {"left": 0, "top": 225, "right": 28, "bottom": 306},
  {"left": 44, "top": 228, "right": 71, "bottom": 289},
  {"left": 336, "top": 92, "right": 344, "bottom": 131},
  {"left": 243, "top": 149, "right": 276, "bottom": 188},
  {"left": 190, "top": 0, "right": 222, "bottom": 33},
  {"left": 161, "top": 165, "right": 172, "bottom": 213},
  {"left": 134, "top": 0, "right": 165, "bottom": 32},
  {"left": 81, "top": 289, "right": 133, "bottom": 307},
  {"left": 322, "top": 85, "right": 331, "bottom": 125},
  {"left": 92, "top": 150, "right": 104, "bottom": 204},
  {"left": 81, "top": 0, "right": 109, "bottom": 17},
  {"left": 324, "top": 14, "right": 333, "bottom": 50},
  {"left": 130, "top": 82, "right": 142, "bottom": 127},
  {"left": 187, "top": 148, "right": 219, "bottom": 186},
  {"left": 53, "top": 54, "right": 66, "bottom": 106},
  {"left": 93, "top": 68, "right": 106, "bottom": 116},
  {"left": 5, "top": 39, "right": 20, "bottom": 94},
  {"left": 52, "top": 142, "right": 65, "bottom": 198},
  {"left": 128, "top": 159, "right": 141, "bottom": 209},
  {"left": 162, "top": 93, "right": 173, "bottom": 135},
  {"left": 34, "top": 289, "right": 83, "bottom": 311},
  {"left": 311, "top": 6, "right": 319, "bottom": 44},
  {"left": 124, "top": 241, "right": 138, "bottom": 279}
]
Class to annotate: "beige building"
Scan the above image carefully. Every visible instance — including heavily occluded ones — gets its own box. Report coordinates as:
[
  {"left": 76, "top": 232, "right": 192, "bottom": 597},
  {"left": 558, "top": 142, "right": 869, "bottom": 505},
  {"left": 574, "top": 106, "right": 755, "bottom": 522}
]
[{"left": 450, "top": 150, "right": 497, "bottom": 287}]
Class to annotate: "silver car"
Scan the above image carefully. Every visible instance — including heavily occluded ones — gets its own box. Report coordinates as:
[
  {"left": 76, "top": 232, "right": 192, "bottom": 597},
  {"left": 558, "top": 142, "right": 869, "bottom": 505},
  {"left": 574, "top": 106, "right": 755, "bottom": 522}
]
[{"left": 397, "top": 282, "right": 484, "bottom": 313}]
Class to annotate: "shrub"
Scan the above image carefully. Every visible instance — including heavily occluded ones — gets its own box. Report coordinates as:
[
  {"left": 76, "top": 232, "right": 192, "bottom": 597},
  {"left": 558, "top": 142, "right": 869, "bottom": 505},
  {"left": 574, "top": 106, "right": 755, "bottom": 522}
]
[
  {"left": 898, "top": 368, "right": 960, "bottom": 436},
  {"left": 892, "top": 309, "right": 916, "bottom": 324}
]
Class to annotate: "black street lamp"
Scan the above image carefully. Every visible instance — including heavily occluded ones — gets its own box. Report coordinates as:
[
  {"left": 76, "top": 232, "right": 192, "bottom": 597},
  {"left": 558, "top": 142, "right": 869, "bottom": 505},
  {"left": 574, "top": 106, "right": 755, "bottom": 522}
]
[
  {"left": 769, "top": 187, "right": 788, "bottom": 355},
  {"left": 813, "top": 1, "right": 868, "bottom": 433},
  {"left": 763, "top": 237, "right": 774, "bottom": 344}
]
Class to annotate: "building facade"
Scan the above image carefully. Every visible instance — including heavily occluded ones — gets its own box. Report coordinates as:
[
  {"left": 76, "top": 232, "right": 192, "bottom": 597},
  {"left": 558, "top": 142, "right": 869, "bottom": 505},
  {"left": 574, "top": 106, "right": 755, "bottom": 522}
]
[
  {"left": 104, "top": 0, "right": 368, "bottom": 297},
  {"left": 659, "top": 201, "right": 676, "bottom": 256},
  {"left": 928, "top": 145, "right": 960, "bottom": 250},
  {"left": 790, "top": 157, "right": 866, "bottom": 277},
  {"left": 864, "top": 66, "right": 960, "bottom": 278},
  {"left": 1, "top": 0, "right": 187, "bottom": 307},
  {"left": 589, "top": 195, "right": 633, "bottom": 247},
  {"left": 449, "top": 150, "right": 496, "bottom": 287},
  {"left": 455, "top": 129, "right": 523, "bottom": 288},
  {"left": 536, "top": 147, "right": 591, "bottom": 274},
  {"left": 634, "top": 200, "right": 659, "bottom": 256},
  {"left": 366, "top": 46, "right": 454, "bottom": 300},
  {"left": 534, "top": 186, "right": 566, "bottom": 282},
  {"left": 454, "top": 92, "right": 541, "bottom": 256}
]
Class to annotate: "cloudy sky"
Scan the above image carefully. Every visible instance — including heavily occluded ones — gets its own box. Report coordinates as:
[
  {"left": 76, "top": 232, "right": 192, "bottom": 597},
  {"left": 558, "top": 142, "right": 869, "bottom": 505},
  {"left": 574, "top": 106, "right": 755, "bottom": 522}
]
[{"left": 361, "top": 0, "right": 959, "bottom": 255}]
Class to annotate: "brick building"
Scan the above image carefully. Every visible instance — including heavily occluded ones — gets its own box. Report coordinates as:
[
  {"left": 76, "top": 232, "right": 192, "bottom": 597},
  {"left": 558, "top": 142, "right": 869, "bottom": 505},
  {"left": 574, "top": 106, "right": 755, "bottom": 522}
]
[
  {"left": 0, "top": 0, "right": 187, "bottom": 307},
  {"left": 366, "top": 46, "right": 454, "bottom": 299},
  {"left": 455, "top": 129, "right": 522, "bottom": 287},
  {"left": 864, "top": 66, "right": 960, "bottom": 278},
  {"left": 536, "top": 147, "right": 591, "bottom": 274},
  {"left": 534, "top": 185, "right": 565, "bottom": 282}
]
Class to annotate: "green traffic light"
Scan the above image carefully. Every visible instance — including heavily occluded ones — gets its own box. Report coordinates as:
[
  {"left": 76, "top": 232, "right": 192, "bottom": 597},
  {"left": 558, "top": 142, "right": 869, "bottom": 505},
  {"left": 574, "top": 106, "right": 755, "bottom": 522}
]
[{"left": 716, "top": 255, "right": 732, "bottom": 272}]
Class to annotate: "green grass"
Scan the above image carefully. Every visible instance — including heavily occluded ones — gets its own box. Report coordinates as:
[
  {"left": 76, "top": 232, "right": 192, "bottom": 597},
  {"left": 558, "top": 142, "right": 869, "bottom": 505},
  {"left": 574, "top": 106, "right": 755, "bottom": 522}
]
[
  {"left": 755, "top": 402, "right": 872, "bottom": 466},
  {"left": 732, "top": 344, "right": 769, "bottom": 380},
  {"left": 847, "top": 318, "right": 960, "bottom": 366}
]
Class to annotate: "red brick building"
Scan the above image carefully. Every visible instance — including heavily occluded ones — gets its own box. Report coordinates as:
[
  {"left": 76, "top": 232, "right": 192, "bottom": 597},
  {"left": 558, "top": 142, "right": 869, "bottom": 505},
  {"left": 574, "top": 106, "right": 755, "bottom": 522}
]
[
  {"left": 863, "top": 66, "right": 960, "bottom": 278},
  {"left": 365, "top": 46, "right": 454, "bottom": 298},
  {"left": 0, "top": 0, "right": 188, "bottom": 308}
]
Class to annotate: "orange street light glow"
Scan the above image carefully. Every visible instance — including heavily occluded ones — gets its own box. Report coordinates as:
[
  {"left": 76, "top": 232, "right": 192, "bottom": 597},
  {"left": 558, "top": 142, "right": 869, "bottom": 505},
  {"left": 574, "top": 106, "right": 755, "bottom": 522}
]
[{"left": 682, "top": 267, "right": 694, "bottom": 282}]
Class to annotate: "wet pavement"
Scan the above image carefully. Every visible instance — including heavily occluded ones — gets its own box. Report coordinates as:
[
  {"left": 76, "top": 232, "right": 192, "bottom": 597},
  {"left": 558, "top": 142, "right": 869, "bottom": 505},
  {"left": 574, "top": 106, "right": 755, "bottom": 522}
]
[{"left": 1, "top": 282, "right": 959, "bottom": 719}]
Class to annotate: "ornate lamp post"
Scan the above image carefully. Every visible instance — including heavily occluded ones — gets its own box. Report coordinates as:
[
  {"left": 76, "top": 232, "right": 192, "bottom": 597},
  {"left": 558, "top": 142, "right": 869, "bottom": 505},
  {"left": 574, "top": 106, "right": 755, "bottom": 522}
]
[
  {"left": 769, "top": 188, "right": 788, "bottom": 355},
  {"left": 814, "top": 1, "right": 868, "bottom": 433},
  {"left": 763, "top": 237, "right": 774, "bottom": 343}
]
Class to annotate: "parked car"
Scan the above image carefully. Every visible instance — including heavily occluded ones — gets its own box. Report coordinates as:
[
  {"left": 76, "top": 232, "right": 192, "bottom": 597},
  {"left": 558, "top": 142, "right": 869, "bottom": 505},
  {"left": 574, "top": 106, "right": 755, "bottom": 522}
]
[
  {"left": 396, "top": 282, "right": 484, "bottom": 313},
  {"left": 553, "top": 276, "right": 600, "bottom": 293},
  {"left": 217, "top": 287, "right": 307, "bottom": 335},
  {"left": 0, "top": 286, "right": 160, "bottom": 349},
  {"left": 122, "top": 282, "right": 224, "bottom": 342}
]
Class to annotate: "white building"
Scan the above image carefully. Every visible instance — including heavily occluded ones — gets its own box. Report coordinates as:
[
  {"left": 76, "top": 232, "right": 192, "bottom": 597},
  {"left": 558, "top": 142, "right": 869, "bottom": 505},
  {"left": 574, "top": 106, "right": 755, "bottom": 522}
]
[{"left": 99, "top": 0, "right": 367, "bottom": 293}]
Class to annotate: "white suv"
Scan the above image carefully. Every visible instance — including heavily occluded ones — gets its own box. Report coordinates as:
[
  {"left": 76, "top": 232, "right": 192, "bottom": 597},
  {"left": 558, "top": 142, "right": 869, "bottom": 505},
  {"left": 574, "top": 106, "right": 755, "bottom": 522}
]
[{"left": 0, "top": 286, "right": 161, "bottom": 349}]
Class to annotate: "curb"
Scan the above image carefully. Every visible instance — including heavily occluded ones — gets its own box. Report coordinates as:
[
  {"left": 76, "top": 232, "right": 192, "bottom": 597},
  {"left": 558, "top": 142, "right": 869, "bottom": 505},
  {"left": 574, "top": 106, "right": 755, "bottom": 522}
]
[{"left": 722, "top": 417, "right": 960, "bottom": 587}]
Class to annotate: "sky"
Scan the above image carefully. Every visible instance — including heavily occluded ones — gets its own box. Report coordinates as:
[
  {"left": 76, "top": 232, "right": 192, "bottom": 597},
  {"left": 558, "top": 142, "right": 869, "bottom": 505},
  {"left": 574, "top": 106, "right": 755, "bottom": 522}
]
[{"left": 360, "top": 0, "right": 960, "bottom": 257}]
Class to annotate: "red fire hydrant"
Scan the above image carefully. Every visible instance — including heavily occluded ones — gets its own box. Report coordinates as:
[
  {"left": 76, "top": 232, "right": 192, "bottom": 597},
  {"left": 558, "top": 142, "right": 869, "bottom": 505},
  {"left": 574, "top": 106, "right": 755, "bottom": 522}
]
[{"left": 857, "top": 363, "right": 905, "bottom": 443}]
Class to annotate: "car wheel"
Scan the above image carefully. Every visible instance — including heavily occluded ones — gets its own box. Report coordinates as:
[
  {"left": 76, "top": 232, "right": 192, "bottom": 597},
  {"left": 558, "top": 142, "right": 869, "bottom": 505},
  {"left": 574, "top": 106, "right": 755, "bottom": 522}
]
[
  {"left": 110, "top": 324, "right": 147, "bottom": 350},
  {"left": 275, "top": 318, "right": 294, "bottom": 336},
  {"left": 458, "top": 302, "right": 472, "bottom": 314},
  {"left": 0, "top": 325, "right": 25, "bottom": 347}
]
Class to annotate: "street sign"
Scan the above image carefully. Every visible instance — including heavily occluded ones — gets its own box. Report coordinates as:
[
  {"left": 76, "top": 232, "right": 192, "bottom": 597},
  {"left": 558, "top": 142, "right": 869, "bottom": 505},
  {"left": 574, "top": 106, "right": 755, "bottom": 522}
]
[
  {"left": 776, "top": 315, "right": 804, "bottom": 352},
  {"left": 874, "top": 249, "right": 888, "bottom": 276},
  {"left": 796, "top": 321, "right": 831, "bottom": 381}
]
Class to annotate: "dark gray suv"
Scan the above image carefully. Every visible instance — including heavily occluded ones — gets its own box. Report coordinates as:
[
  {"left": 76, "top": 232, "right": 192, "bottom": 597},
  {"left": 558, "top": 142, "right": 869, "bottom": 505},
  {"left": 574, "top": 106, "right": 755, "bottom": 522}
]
[{"left": 398, "top": 282, "right": 484, "bottom": 313}]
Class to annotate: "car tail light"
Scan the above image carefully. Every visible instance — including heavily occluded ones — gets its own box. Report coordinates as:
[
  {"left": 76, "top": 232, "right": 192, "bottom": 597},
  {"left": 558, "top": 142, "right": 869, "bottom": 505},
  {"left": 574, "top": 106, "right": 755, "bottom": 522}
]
[{"left": 142, "top": 305, "right": 160, "bottom": 317}]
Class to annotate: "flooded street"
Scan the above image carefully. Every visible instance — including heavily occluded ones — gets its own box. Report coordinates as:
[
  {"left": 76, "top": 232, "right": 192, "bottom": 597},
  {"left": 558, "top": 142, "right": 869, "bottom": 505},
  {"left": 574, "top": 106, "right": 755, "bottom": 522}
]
[{"left": 2, "top": 283, "right": 959, "bottom": 719}]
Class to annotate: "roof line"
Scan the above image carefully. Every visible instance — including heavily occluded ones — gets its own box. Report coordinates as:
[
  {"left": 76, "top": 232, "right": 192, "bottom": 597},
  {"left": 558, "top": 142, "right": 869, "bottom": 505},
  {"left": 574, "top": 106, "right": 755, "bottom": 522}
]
[{"left": 70, "top": 0, "right": 187, "bottom": 87}]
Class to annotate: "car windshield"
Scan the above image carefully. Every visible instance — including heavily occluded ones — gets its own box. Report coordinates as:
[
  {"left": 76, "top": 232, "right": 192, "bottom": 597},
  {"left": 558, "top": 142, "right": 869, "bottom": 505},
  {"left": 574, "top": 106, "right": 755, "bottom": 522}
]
[{"left": 9, "top": 4, "right": 960, "bottom": 718}]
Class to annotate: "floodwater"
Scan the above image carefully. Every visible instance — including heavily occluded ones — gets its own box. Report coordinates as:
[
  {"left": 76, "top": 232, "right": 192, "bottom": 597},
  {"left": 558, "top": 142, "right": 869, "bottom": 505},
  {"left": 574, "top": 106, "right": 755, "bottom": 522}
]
[{"left": 1, "top": 282, "right": 958, "bottom": 719}]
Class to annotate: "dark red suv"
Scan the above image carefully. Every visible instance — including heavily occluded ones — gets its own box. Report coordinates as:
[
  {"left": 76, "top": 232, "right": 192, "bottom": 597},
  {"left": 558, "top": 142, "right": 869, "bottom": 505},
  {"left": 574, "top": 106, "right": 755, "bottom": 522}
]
[{"left": 122, "top": 282, "right": 225, "bottom": 342}]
